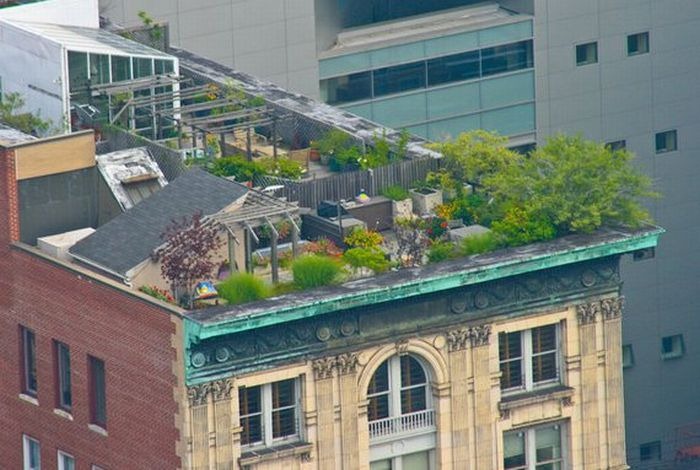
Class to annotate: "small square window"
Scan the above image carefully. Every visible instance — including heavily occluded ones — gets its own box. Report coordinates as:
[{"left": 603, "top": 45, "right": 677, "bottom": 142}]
[
  {"left": 606, "top": 140, "right": 626, "bottom": 152},
  {"left": 640, "top": 441, "right": 661, "bottom": 461},
  {"left": 655, "top": 130, "right": 677, "bottom": 153},
  {"left": 661, "top": 334, "right": 684, "bottom": 359},
  {"left": 622, "top": 344, "right": 634, "bottom": 368},
  {"left": 628, "top": 32, "right": 649, "bottom": 56},
  {"left": 576, "top": 42, "right": 598, "bottom": 66}
]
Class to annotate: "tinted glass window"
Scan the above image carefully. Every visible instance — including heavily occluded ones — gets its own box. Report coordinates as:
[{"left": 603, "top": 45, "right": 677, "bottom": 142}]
[
  {"left": 427, "top": 50, "right": 480, "bottom": 86},
  {"left": 111, "top": 56, "right": 131, "bottom": 82},
  {"left": 373, "top": 62, "right": 426, "bottom": 97},
  {"left": 320, "top": 71, "right": 372, "bottom": 105},
  {"left": 482, "top": 40, "right": 533, "bottom": 77}
]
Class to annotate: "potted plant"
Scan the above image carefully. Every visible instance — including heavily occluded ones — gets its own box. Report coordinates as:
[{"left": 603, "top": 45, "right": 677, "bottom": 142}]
[
  {"left": 409, "top": 181, "right": 443, "bottom": 215},
  {"left": 382, "top": 185, "right": 413, "bottom": 218}
]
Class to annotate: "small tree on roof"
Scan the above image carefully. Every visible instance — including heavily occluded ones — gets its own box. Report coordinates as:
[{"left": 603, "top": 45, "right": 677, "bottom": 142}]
[{"left": 154, "top": 211, "right": 223, "bottom": 307}]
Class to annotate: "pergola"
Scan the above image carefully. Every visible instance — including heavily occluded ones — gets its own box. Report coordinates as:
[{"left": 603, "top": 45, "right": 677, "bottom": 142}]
[{"left": 209, "top": 189, "right": 301, "bottom": 283}]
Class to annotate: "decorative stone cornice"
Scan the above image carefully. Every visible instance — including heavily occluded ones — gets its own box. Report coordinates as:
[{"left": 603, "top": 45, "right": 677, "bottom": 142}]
[
  {"left": 447, "top": 328, "right": 471, "bottom": 352},
  {"left": 211, "top": 379, "right": 234, "bottom": 401},
  {"left": 313, "top": 352, "right": 360, "bottom": 379},
  {"left": 188, "top": 383, "right": 211, "bottom": 406},
  {"left": 470, "top": 325, "right": 492, "bottom": 347},
  {"left": 312, "top": 356, "right": 336, "bottom": 380},
  {"left": 336, "top": 352, "right": 359, "bottom": 376},
  {"left": 576, "top": 301, "right": 600, "bottom": 325},
  {"left": 601, "top": 296, "right": 624, "bottom": 320}
]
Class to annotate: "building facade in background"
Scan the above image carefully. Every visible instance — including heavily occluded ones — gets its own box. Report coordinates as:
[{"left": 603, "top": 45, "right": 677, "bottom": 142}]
[{"left": 101, "top": 0, "right": 700, "bottom": 466}]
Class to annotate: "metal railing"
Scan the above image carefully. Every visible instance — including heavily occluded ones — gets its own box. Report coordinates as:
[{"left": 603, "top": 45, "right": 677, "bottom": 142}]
[{"left": 369, "top": 409, "right": 435, "bottom": 440}]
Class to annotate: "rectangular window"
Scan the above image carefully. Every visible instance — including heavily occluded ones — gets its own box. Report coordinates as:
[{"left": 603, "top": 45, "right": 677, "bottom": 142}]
[
  {"left": 57, "top": 451, "right": 75, "bottom": 470},
  {"left": 20, "top": 326, "right": 38, "bottom": 396},
  {"left": 320, "top": 71, "right": 372, "bottom": 105},
  {"left": 239, "top": 378, "right": 299, "bottom": 447},
  {"left": 606, "top": 140, "right": 626, "bottom": 151},
  {"left": 576, "top": 42, "right": 598, "bottom": 66},
  {"left": 640, "top": 441, "right": 661, "bottom": 461},
  {"left": 504, "top": 423, "right": 565, "bottom": 470},
  {"left": 154, "top": 59, "right": 174, "bottom": 75},
  {"left": 482, "top": 40, "right": 533, "bottom": 77},
  {"left": 54, "top": 341, "right": 72, "bottom": 410},
  {"left": 22, "top": 435, "right": 41, "bottom": 470},
  {"left": 68, "top": 51, "right": 89, "bottom": 93},
  {"left": 133, "top": 57, "right": 153, "bottom": 78},
  {"left": 622, "top": 344, "right": 634, "bottom": 368},
  {"left": 88, "top": 356, "right": 107, "bottom": 427},
  {"left": 499, "top": 324, "right": 560, "bottom": 392},
  {"left": 655, "top": 130, "right": 677, "bottom": 153},
  {"left": 427, "top": 49, "right": 480, "bottom": 86},
  {"left": 89, "top": 53, "right": 110, "bottom": 85},
  {"left": 111, "top": 55, "right": 131, "bottom": 82},
  {"left": 661, "top": 334, "right": 684, "bottom": 360},
  {"left": 628, "top": 32, "right": 649, "bottom": 56},
  {"left": 373, "top": 61, "right": 426, "bottom": 98}
]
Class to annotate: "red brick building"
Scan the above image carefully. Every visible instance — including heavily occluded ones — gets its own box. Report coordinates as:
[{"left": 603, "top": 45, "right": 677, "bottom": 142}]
[{"left": 0, "top": 130, "right": 184, "bottom": 469}]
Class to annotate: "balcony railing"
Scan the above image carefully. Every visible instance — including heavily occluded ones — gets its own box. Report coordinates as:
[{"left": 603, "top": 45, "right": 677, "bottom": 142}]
[{"left": 369, "top": 409, "right": 435, "bottom": 440}]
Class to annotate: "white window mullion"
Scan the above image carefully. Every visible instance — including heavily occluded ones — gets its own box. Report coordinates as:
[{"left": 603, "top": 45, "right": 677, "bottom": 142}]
[
  {"left": 523, "top": 330, "right": 533, "bottom": 390},
  {"left": 263, "top": 384, "right": 272, "bottom": 446},
  {"left": 390, "top": 357, "right": 401, "bottom": 417}
]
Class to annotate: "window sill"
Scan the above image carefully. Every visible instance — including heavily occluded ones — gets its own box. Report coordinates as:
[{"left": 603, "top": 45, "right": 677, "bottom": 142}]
[
  {"left": 239, "top": 441, "right": 312, "bottom": 466},
  {"left": 18, "top": 393, "right": 39, "bottom": 406},
  {"left": 499, "top": 385, "right": 574, "bottom": 412},
  {"left": 53, "top": 408, "right": 74, "bottom": 421},
  {"left": 88, "top": 424, "right": 108, "bottom": 437}
]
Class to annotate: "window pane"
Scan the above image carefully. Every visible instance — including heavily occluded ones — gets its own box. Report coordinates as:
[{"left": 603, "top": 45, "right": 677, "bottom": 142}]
[
  {"left": 576, "top": 42, "right": 597, "bottom": 66},
  {"left": 368, "top": 394, "right": 389, "bottom": 421},
  {"left": 111, "top": 56, "right": 131, "bottom": 82},
  {"left": 500, "top": 332, "right": 522, "bottom": 361},
  {"left": 532, "top": 352, "right": 557, "bottom": 383},
  {"left": 401, "top": 356, "right": 426, "bottom": 387},
  {"left": 321, "top": 71, "right": 372, "bottom": 105},
  {"left": 370, "top": 459, "right": 392, "bottom": 470},
  {"left": 272, "top": 407, "right": 297, "bottom": 438},
  {"left": 24, "top": 436, "right": 41, "bottom": 470},
  {"left": 427, "top": 50, "right": 480, "bottom": 86},
  {"left": 57, "top": 342, "right": 72, "bottom": 409},
  {"left": 272, "top": 379, "right": 296, "bottom": 409},
  {"left": 89, "top": 54, "right": 110, "bottom": 85},
  {"left": 500, "top": 332, "right": 523, "bottom": 389},
  {"left": 482, "top": 40, "right": 533, "bottom": 77},
  {"left": 68, "top": 51, "right": 89, "bottom": 93},
  {"left": 154, "top": 59, "right": 174, "bottom": 74},
  {"left": 369, "top": 361, "right": 389, "bottom": 394},
  {"left": 22, "top": 327, "right": 37, "bottom": 394},
  {"left": 60, "top": 453, "right": 75, "bottom": 470},
  {"left": 133, "top": 58, "right": 153, "bottom": 78},
  {"left": 89, "top": 356, "right": 107, "bottom": 426},
  {"left": 401, "top": 386, "right": 427, "bottom": 414},
  {"left": 240, "top": 414, "right": 262, "bottom": 445},
  {"left": 532, "top": 325, "right": 556, "bottom": 353},
  {"left": 403, "top": 450, "right": 430, "bottom": 470},
  {"left": 504, "top": 431, "right": 526, "bottom": 469},
  {"left": 628, "top": 32, "right": 649, "bottom": 55},
  {"left": 535, "top": 425, "right": 561, "bottom": 462},
  {"left": 373, "top": 62, "right": 426, "bottom": 97},
  {"left": 239, "top": 386, "right": 261, "bottom": 414}
]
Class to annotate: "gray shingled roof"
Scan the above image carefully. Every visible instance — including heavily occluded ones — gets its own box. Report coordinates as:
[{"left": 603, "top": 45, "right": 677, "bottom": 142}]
[{"left": 70, "top": 168, "right": 248, "bottom": 278}]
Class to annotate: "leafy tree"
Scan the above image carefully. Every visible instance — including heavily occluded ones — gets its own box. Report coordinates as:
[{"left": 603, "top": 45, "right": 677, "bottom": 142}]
[
  {"left": 343, "top": 247, "right": 390, "bottom": 274},
  {"left": 0, "top": 92, "right": 52, "bottom": 136},
  {"left": 154, "top": 211, "right": 224, "bottom": 306},
  {"left": 485, "top": 134, "right": 656, "bottom": 237}
]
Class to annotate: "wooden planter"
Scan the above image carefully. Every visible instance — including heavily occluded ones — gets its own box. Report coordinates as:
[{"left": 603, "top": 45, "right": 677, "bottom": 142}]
[{"left": 409, "top": 188, "right": 443, "bottom": 215}]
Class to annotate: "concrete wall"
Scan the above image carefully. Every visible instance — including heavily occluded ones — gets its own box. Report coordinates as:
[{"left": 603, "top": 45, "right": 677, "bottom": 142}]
[
  {"left": 0, "top": 0, "right": 99, "bottom": 28},
  {"left": 533, "top": 1, "right": 700, "bottom": 467}
]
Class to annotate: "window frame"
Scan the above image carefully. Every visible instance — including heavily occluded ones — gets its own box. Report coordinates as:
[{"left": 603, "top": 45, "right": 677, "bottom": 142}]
[
  {"left": 239, "top": 378, "right": 301, "bottom": 449},
  {"left": 367, "top": 355, "right": 431, "bottom": 423},
  {"left": 20, "top": 326, "right": 38, "bottom": 397},
  {"left": 660, "top": 334, "right": 684, "bottom": 360},
  {"left": 499, "top": 324, "right": 561, "bottom": 394},
  {"left": 54, "top": 341, "right": 72, "bottom": 411},
  {"left": 655, "top": 130, "right": 677, "bottom": 154},
  {"left": 627, "top": 32, "right": 649, "bottom": 56},
  {"left": 575, "top": 41, "right": 598, "bottom": 66},
  {"left": 57, "top": 450, "right": 75, "bottom": 470},
  {"left": 640, "top": 440, "right": 661, "bottom": 461},
  {"left": 22, "top": 434, "right": 41, "bottom": 470},
  {"left": 88, "top": 355, "right": 107, "bottom": 428},
  {"left": 622, "top": 344, "right": 635, "bottom": 368},
  {"left": 503, "top": 422, "right": 567, "bottom": 470}
]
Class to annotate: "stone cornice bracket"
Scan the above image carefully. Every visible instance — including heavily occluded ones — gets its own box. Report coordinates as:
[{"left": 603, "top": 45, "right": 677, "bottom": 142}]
[
  {"left": 211, "top": 378, "right": 234, "bottom": 401},
  {"left": 601, "top": 296, "right": 625, "bottom": 320},
  {"left": 576, "top": 301, "right": 600, "bottom": 325},
  {"left": 188, "top": 382, "right": 212, "bottom": 406},
  {"left": 469, "top": 324, "right": 492, "bottom": 347},
  {"left": 312, "top": 356, "right": 336, "bottom": 380},
  {"left": 446, "top": 328, "right": 470, "bottom": 352},
  {"left": 395, "top": 339, "right": 410, "bottom": 355},
  {"left": 336, "top": 352, "right": 359, "bottom": 376}
]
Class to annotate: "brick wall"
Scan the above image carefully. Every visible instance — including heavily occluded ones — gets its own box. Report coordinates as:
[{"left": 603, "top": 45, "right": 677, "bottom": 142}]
[{"left": 0, "top": 149, "right": 182, "bottom": 468}]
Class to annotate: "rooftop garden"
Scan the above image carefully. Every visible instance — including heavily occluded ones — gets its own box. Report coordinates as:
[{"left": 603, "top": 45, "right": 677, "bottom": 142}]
[{"left": 139, "top": 130, "right": 657, "bottom": 309}]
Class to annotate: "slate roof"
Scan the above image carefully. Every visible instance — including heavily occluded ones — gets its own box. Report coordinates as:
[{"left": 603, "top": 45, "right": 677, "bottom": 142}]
[{"left": 70, "top": 168, "right": 248, "bottom": 278}]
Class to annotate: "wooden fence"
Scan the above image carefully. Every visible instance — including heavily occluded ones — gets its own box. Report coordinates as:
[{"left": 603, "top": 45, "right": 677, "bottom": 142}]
[{"left": 255, "top": 157, "right": 440, "bottom": 208}]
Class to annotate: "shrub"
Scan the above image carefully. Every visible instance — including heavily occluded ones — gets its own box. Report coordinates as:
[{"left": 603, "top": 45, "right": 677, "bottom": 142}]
[
  {"left": 304, "top": 237, "right": 343, "bottom": 257},
  {"left": 459, "top": 232, "right": 503, "bottom": 256},
  {"left": 490, "top": 206, "right": 556, "bottom": 247},
  {"left": 292, "top": 254, "right": 343, "bottom": 289},
  {"left": 217, "top": 273, "right": 271, "bottom": 305},
  {"left": 344, "top": 227, "right": 383, "bottom": 249},
  {"left": 343, "top": 247, "right": 390, "bottom": 274},
  {"left": 139, "top": 285, "right": 176, "bottom": 304},
  {"left": 382, "top": 185, "right": 410, "bottom": 201},
  {"left": 311, "top": 129, "right": 353, "bottom": 156},
  {"left": 272, "top": 281, "right": 298, "bottom": 296},
  {"left": 427, "top": 241, "right": 458, "bottom": 263},
  {"left": 210, "top": 155, "right": 263, "bottom": 181},
  {"left": 258, "top": 157, "right": 304, "bottom": 180},
  {"left": 425, "top": 216, "right": 449, "bottom": 240}
]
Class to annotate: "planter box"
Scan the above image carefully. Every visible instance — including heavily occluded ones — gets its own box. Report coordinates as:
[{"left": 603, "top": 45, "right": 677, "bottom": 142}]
[
  {"left": 391, "top": 198, "right": 413, "bottom": 219},
  {"left": 410, "top": 188, "right": 443, "bottom": 215}
]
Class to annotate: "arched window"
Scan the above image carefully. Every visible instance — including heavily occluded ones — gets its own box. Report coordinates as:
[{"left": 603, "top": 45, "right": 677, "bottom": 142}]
[{"left": 367, "top": 355, "right": 430, "bottom": 422}]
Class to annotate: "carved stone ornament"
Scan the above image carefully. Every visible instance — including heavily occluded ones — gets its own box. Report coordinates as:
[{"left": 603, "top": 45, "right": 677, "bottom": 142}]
[
  {"left": 396, "top": 339, "right": 410, "bottom": 355},
  {"left": 211, "top": 379, "right": 234, "bottom": 401},
  {"left": 336, "top": 352, "right": 359, "bottom": 376},
  {"left": 470, "top": 324, "right": 492, "bottom": 347},
  {"left": 447, "top": 328, "right": 471, "bottom": 352},
  {"left": 576, "top": 302, "right": 600, "bottom": 325},
  {"left": 601, "top": 296, "right": 625, "bottom": 320},
  {"left": 312, "top": 356, "right": 336, "bottom": 380},
  {"left": 188, "top": 383, "right": 212, "bottom": 406}
]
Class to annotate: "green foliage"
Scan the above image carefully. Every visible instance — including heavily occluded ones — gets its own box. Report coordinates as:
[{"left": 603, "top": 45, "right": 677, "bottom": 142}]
[
  {"left": 381, "top": 185, "right": 410, "bottom": 201},
  {"left": 427, "top": 240, "right": 458, "bottom": 263},
  {"left": 304, "top": 237, "right": 343, "bottom": 257},
  {"left": 247, "top": 95, "right": 266, "bottom": 107},
  {"left": 343, "top": 247, "right": 390, "bottom": 274},
  {"left": 0, "top": 92, "right": 52, "bottom": 136},
  {"left": 484, "top": 134, "right": 656, "bottom": 236},
  {"left": 459, "top": 232, "right": 503, "bottom": 256},
  {"left": 329, "top": 146, "right": 362, "bottom": 172},
  {"left": 311, "top": 129, "right": 353, "bottom": 156},
  {"left": 217, "top": 273, "right": 271, "bottom": 305},
  {"left": 344, "top": 228, "right": 383, "bottom": 249},
  {"left": 425, "top": 217, "right": 449, "bottom": 240},
  {"left": 490, "top": 205, "right": 556, "bottom": 246},
  {"left": 292, "top": 254, "right": 343, "bottom": 289},
  {"left": 396, "top": 129, "right": 411, "bottom": 160},
  {"left": 394, "top": 216, "right": 430, "bottom": 267},
  {"left": 360, "top": 131, "right": 391, "bottom": 170},
  {"left": 210, "top": 156, "right": 263, "bottom": 181},
  {"left": 272, "top": 282, "right": 298, "bottom": 296},
  {"left": 139, "top": 285, "right": 176, "bottom": 304},
  {"left": 258, "top": 157, "right": 304, "bottom": 180}
]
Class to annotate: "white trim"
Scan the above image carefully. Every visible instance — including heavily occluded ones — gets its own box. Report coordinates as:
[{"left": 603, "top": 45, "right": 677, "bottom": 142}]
[
  {"left": 57, "top": 450, "right": 75, "bottom": 470},
  {"left": 22, "top": 435, "right": 40, "bottom": 470},
  {"left": 18, "top": 393, "right": 39, "bottom": 406}
]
